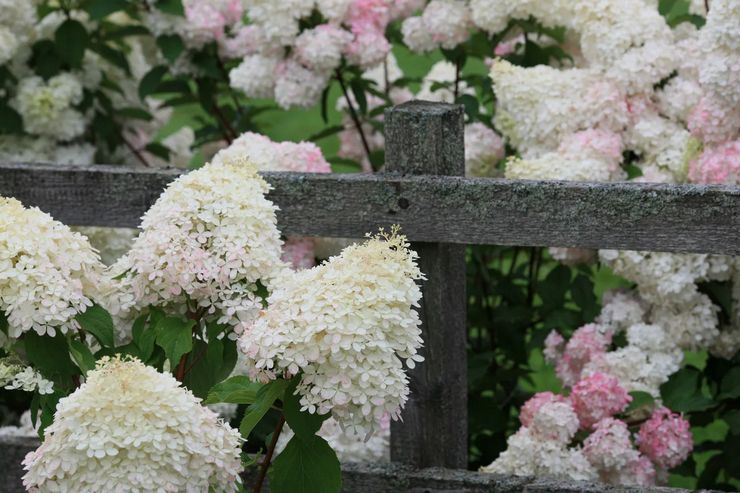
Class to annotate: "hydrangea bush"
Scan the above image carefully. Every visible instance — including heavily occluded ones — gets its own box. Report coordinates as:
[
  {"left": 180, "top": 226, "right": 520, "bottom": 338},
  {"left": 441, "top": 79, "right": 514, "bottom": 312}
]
[
  {"left": 1, "top": 0, "right": 739, "bottom": 490},
  {"left": 0, "top": 159, "right": 424, "bottom": 492}
]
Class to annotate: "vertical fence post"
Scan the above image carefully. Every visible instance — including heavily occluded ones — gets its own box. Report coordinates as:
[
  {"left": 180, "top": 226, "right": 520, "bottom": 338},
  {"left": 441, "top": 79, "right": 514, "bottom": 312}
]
[{"left": 384, "top": 100, "right": 468, "bottom": 469}]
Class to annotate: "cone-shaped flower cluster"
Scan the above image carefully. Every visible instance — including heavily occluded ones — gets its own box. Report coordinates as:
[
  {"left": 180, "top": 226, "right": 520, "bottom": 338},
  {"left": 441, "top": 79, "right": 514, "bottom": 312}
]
[
  {"left": 108, "top": 158, "right": 287, "bottom": 331},
  {"left": 22, "top": 356, "right": 243, "bottom": 492},
  {"left": 0, "top": 197, "right": 104, "bottom": 339},
  {"left": 239, "top": 227, "right": 424, "bottom": 434}
]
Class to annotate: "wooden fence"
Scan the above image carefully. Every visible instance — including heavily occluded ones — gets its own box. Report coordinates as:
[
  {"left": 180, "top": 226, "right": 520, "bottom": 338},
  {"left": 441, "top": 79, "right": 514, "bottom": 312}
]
[{"left": 1, "top": 100, "right": 737, "bottom": 492}]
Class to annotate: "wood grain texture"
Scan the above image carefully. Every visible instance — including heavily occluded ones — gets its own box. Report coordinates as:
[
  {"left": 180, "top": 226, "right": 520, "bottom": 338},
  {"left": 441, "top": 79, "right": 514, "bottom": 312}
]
[
  {"left": 386, "top": 101, "right": 468, "bottom": 469},
  {"left": 2, "top": 162, "right": 739, "bottom": 254}
]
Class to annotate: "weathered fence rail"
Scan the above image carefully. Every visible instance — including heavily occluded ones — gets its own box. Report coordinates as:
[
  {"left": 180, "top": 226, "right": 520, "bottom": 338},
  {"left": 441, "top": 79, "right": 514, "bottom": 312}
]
[{"left": 0, "top": 100, "right": 734, "bottom": 492}]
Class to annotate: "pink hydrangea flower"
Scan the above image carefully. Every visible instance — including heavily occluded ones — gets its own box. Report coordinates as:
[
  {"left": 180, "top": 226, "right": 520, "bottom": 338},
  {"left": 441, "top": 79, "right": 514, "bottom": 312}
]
[
  {"left": 570, "top": 372, "right": 631, "bottom": 429},
  {"left": 346, "top": 0, "right": 392, "bottom": 32},
  {"left": 687, "top": 139, "right": 740, "bottom": 184},
  {"left": 278, "top": 141, "right": 332, "bottom": 173},
  {"left": 627, "top": 455, "right": 657, "bottom": 486},
  {"left": 543, "top": 330, "right": 565, "bottom": 366},
  {"left": 687, "top": 96, "right": 740, "bottom": 145},
  {"left": 281, "top": 237, "right": 317, "bottom": 270},
  {"left": 219, "top": 25, "right": 263, "bottom": 58},
  {"left": 519, "top": 391, "right": 568, "bottom": 427},
  {"left": 556, "top": 324, "right": 612, "bottom": 387},
  {"left": 558, "top": 129, "right": 624, "bottom": 170},
  {"left": 583, "top": 418, "right": 639, "bottom": 471},
  {"left": 185, "top": 0, "right": 242, "bottom": 42},
  {"left": 637, "top": 407, "right": 693, "bottom": 469},
  {"left": 344, "top": 26, "right": 391, "bottom": 69},
  {"left": 494, "top": 34, "right": 525, "bottom": 57}
]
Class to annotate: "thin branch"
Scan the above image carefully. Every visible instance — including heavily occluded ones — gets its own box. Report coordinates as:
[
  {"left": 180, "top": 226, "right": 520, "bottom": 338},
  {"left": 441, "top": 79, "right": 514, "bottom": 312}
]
[
  {"left": 704, "top": 0, "right": 709, "bottom": 13},
  {"left": 122, "top": 134, "right": 151, "bottom": 167},
  {"left": 453, "top": 59, "right": 461, "bottom": 101},
  {"left": 253, "top": 414, "right": 286, "bottom": 493},
  {"left": 212, "top": 103, "right": 237, "bottom": 144},
  {"left": 335, "top": 69, "right": 373, "bottom": 173}
]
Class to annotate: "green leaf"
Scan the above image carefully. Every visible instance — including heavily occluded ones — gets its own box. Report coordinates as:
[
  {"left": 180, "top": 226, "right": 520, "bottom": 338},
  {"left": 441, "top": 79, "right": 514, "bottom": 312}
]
[
  {"left": 31, "top": 40, "right": 63, "bottom": 79},
  {"left": 132, "top": 313, "right": 156, "bottom": 361},
  {"left": 83, "top": 0, "right": 128, "bottom": 19},
  {"left": 155, "top": 0, "right": 184, "bottom": 16},
  {"left": 283, "top": 378, "right": 329, "bottom": 438},
  {"left": 155, "top": 316, "right": 194, "bottom": 367},
  {"left": 24, "top": 332, "right": 78, "bottom": 387},
  {"left": 625, "top": 391, "right": 655, "bottom": 413},
  {"left": 349, "top": 79, "right": 367, "bottom": 115},
  {"left": 571, "top": 274, "right": 598, "bottom": 320},
  {"left": 138, "top": 65, "right": 168, "bottom": 101},
  {"left": 457, "top": 94, "right": 479, "bottom": 121},
  {"left": 156, "top": 34, "right": 184, "bottom": 64},
  {"left": 719, "top": 367, "right": 740, "bottom": 400},
  {"left": 269, "top": 435, "right": 341, "bottom": 493},
  {"left": 0, "top": 104, "right": 22, "bottom": 133},
  {"left": 145, "top": 142, "right": 171, "bottom": 160},
  {"left": 55, "top": 20, "right": 89, "bottom": 68},
  {"left": 76, "top": 304, "right": 115, "bottom": 348},
  {"left": 725, "top": 409, "right": 740, "bottom": 435},
  {"left": 90, "top": 44, "right": 130, "bottom": 73},
  {"left": 118, "top": 107, "right": 153, "bottom": 121},
  {"left": 69, "top": 338, "right": 96, "bottom": 375},
  {"left": 239, "top": 379, "right": 288, "bottom": 439},
  {"left": 205, "top": 376, "right": 264, "bottom": 405},
  {"left": 308, "top": 124, "right": 344, "bottom": 142},
  {"left": 661, "top": 367, "right": 715, "bottom": 412}
]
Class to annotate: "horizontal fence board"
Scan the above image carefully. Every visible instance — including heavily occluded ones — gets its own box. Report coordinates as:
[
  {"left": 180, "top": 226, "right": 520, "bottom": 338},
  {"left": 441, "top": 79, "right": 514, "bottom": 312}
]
[
  {"left": 0, "top": 437, "right": 713, "bottom": 493},
  {"left": 1, "top": 162, "right": 739, "bottom": 254}
]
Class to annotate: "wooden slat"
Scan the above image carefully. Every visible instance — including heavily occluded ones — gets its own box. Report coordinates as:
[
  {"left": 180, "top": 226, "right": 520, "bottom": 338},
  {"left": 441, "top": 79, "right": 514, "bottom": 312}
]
[
  {"left": 1, "top": 162, "right": 739, "bottom": 254},
  {"left": 386, "top": 101, "right": 468, "bottom": 469}
]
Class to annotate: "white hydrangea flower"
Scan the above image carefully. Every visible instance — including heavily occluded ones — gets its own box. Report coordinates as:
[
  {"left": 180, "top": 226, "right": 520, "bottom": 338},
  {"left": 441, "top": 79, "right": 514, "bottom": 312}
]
[
  {"left": 294, "top": 25, "right": 353, "bottom": 73},
  {"left": 239, "top": 228, "right": 424, "bottom": 434},
  {"left": 72, "top": 227, "right": 138, "bottom": 266},
  {"left": 22, "top": 356, "right": 243, "bottom": 492},
  {"left": 1, "top": 365, "right": 54, "bottom": 394},
  {"left": 278, "top": 416, "right": 390, "bottom": 463},
  {"left": 490, "top": 60, "right": 628, "bottom": 156},
  {"left": 481, "top": 428, "right": 597, "bottom": 481},
  {"left": 597, "top": 290, "right": 646, "bottom": 334},
  {"left": 0, "top": 197, "right": 105, "bottom": 339},
  {"left": 273, "top": 59, "right": 330, "bottom": 109},
  {"left": 229, "top": 54, "right": 279, "bottom": 99},
  {"left": 649, "top": 294, "right": 720, "bottom": 351},
  {"left": 11, "top": 74, "right": 86, "bottom": 141},
  {"left": 529, "top": 401, "right": 580, "bottom": 444},
  {"left": 107, "top": 158, "right": 287, "bottom": 330},
  {"left": 584, "top": 345, "right": 683, "bottom": 398},
  {"left": 0, "top": 410, "right": 38, "bottom": 438},
  {"left": 0, "top": 136, "right": 95, "bottom": 166},
  {"left": 407, "top": 0, "right": 472, "bottom": 51},
  {"left": 0, "top": 0, "right": 37, "bottom": 64},
  {"left": 505, "top": 154, "right": 617, "bottom": 182},
  {"left": 464, "top": 123, "right": 505, "bottom": 177}
]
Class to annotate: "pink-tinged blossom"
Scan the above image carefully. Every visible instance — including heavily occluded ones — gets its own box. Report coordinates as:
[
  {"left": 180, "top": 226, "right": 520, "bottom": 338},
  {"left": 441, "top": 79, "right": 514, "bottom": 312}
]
[
  {"left": 494, "top": 34, "right": 525, "bottom": 57},
  {"left": 346, "top": 0, "right": 392, "bottom": 32},
  {"left": 184, "top": 0, "right": 243, "bottom": 45},
  {"left": 558, "top": 129, "right": 624, "bottom": 170},
  {"left": 530, "top": 401, "right": 580, "bottom": 443},
  {"left": 637, "top": 407, "right": 693, "bottom": 469},
  {"left": 519, "top": 391, "right": 568, "bottom": 428},
  {"left": 295, "top": 25, "right": 353, "bottom": 72},
  {"left": 284, "top": 142, "right": 332, "bottom": 173},
  {"left": 543, "top": 330, "right": 565, "bottom": 366},
  {"left": 687, "top": 139, "right": 740, "bottom": 184},
  {"left": 556, "top": 324, "right": 612, "bottom": 387},
  {"left": 687, "top": 96, "right": 740, "bottom": 145},
  {"left": 389, "top": 0, "right": 425, "bottom": 19},
  {"left": 219, "top": 25, "right": 264, "bottom": 58},
  {"left": 583, "top": 418, "right": 639, "bottom": 472},
  {"left": 281, "top": 237, "right": 317, "bottom": 270},
  {"left": 570, "top": 372, "right": 631, "bottom": 429},
  {"left": 344, "top": 27, "right": 391, "bottom": 69}
]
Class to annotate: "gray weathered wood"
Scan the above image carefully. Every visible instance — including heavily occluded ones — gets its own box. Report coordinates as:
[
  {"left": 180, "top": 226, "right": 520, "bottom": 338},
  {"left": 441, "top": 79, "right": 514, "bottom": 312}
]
[
  {"left": 0, "top": 437, "right": 717, "bottom": 493},
  {"left": 386, "top": 101, "right": 468, "bottom": 469},
  {"left": 1, "top": 161, "right": 739, "bottom": 254}
]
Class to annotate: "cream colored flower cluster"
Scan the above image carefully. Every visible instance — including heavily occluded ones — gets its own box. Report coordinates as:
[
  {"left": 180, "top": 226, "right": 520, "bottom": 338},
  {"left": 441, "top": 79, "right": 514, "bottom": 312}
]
[
  {"left": 22, "top": 356, "right": 243, "bottom": 493},
  {"left": 239, "top": 228, "right": 424, "bottom": 434},
  {"left": 0, "top": 197, "right": 105, "bottom": 339},
  {"left": 107, "top": 158, "right": 287, "bottom": 331}
]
